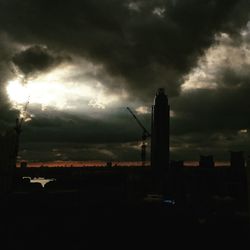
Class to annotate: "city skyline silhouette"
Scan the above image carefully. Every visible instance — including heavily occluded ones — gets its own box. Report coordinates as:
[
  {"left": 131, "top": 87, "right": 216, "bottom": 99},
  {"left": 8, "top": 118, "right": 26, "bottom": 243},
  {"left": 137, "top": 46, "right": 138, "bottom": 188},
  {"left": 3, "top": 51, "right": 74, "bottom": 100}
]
[{"left": 0, "top": 0, "right": 250, "bottom": 248}]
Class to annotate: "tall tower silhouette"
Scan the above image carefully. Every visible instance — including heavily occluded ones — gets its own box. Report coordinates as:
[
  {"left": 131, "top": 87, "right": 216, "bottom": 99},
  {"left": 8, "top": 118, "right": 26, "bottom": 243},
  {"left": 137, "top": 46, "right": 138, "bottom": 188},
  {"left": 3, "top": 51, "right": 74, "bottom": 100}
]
[{"left": 151, "top": 88, "right": 170, "bottom": 175}]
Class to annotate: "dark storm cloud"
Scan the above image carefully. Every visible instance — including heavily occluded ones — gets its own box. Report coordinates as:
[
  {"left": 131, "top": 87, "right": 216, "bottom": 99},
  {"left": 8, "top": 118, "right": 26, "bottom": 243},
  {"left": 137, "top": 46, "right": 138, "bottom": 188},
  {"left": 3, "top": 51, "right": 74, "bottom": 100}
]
[
  {"left": 19, "top": 141, "right": 143, "bottom": 162},
  {"left": 171, "top": 64, "right": 250, "bottom": 135},
  {"left": 0, "top": 0, "right": 250, "bottom": 161},
  {"left": 21, "top": 108, "right": 148, "bottom": 144},
  {"left": 18, "top": 109, "right": 148, "bottom": 161},
  {"left": 170, "top": 130, "right": 250, "bottom": 161},
  {"left": 12, "top": 45, "right": 70, "bottom": 77},
  {"left": 0, "top": 0, "right": 249, "bottom": 99},
  {"left": 169, "top": 64, "right": 250, "bottom": 160},
  {"left": 0, "top": 34, "right": 20, "bottom": 129}
]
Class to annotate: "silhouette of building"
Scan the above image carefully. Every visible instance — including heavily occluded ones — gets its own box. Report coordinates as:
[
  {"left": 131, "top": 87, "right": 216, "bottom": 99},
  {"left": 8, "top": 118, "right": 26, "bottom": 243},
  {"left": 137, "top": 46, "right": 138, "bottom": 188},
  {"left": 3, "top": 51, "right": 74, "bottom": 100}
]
[
  {"left": 20, "top": 161, "right": 28, "bottom": 168},
  {"left": 0, "top": 128, "right": 19, "bottom": 193},
  {"left": 170, "top": 160, "right": 184, "bottom": 168},
  {"left": 247, "top": 155, "right": 250, "bottom": 169},
  {"left": 247, "top": 155, "right": 250, "bottom": 217},
  {"left": 106, "top": 161, "right": 112, "bottom": 167},
  {"left": 151, "top": 88, "right": 170, "bottom": 173},
  {"left": 199, "top": 155, "right": 214, "bottom": 168},
  {"left": 230, "top": 151, "right": 245, "bottom": 169}
]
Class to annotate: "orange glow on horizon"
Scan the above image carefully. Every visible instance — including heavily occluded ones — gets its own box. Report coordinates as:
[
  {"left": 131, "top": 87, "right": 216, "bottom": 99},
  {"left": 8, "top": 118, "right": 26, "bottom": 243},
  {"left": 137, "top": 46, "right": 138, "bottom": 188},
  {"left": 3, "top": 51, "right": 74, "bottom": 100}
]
[
  {"left": 16, "top": 160, "right": 230, "bottom": 168},
  {"left": 17, "top": 161, "right": 150, "bottom": 168}
]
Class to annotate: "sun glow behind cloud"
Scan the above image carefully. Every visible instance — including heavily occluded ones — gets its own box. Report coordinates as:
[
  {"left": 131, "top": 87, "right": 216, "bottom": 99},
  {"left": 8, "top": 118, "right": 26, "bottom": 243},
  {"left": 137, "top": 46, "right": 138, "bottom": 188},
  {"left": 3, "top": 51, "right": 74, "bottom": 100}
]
[{"left": 6, "top": 64, "right": 124, "bottom": 113}]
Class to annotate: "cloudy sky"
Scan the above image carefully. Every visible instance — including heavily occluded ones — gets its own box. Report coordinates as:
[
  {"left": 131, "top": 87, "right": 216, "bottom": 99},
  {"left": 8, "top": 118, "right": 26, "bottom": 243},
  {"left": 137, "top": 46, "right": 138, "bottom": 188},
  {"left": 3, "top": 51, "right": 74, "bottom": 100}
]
[{"left": 0, "top": 0, "right": 250, "bottom": 163}]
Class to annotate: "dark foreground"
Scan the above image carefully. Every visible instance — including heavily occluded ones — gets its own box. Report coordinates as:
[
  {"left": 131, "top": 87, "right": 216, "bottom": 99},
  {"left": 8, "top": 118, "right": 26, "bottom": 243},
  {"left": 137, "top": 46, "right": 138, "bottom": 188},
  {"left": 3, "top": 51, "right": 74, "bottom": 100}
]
[
  {"left": 1, "top": 191, "right": 249, "bottom": 249},
  {"left": 1, "top": 166, "right": 250, "bottom": 248}
]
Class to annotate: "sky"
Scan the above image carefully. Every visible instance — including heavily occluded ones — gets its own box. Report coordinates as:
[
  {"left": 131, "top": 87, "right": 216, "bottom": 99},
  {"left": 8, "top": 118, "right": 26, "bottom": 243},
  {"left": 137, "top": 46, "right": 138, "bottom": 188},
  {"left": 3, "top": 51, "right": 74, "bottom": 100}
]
[{"left": 0, "top": 0, "right": 250, "bottom": 163}]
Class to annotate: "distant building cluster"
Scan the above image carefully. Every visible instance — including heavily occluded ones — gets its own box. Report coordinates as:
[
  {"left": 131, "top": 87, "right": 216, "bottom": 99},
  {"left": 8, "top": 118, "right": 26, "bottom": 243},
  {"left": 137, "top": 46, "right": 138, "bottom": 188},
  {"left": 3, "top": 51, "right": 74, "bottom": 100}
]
[{"left": 20, "top": 161, "right": 28, "bottom": 169}]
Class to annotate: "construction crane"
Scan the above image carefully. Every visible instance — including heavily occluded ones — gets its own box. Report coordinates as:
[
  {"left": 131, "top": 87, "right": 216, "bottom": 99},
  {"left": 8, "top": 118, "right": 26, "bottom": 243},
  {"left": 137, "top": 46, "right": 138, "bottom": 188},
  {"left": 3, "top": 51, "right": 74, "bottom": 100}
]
[
  {"left": 127, "top": 107, "right": 151, "bottom": 166},
  {"left": 14, "top": 99, "right": 29, "bottom": 164},
  {"left": 15, "top": 99, "right": 29, "bottom": 134}
]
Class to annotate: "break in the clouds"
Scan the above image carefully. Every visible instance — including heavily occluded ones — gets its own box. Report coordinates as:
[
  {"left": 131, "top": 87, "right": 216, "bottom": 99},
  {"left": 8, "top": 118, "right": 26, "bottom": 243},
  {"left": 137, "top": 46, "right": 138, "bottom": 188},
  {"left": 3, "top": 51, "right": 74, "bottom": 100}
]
[
  {"left": 0, "top": 0, "right": 250, "bottom": 162},
  {"left": 1, "top": 0, "right": 249, "bottom": 97},
  {"left": 170, "top": 26, "right": 250, "bottom": 160}
]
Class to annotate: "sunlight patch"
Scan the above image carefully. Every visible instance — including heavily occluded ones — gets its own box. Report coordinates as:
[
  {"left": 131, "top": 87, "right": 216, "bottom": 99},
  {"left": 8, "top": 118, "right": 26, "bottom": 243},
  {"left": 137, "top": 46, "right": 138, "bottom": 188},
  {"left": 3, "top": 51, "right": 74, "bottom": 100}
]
[
  {"left": 152, "top": 7, "right": 165, "bottom": 18},
  {"left": 6, "top": 63, "right": 124, "bottom": 115},
  {"left": 136, "top": 106, "right": 150, "bottom": 114}
]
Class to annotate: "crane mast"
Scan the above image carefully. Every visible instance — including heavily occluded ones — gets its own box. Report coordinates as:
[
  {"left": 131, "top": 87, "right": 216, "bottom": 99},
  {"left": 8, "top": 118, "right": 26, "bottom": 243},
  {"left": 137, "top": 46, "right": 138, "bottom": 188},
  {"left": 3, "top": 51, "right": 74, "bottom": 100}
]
[
  {"left": 14, "top": 99, "right": 29, "bottom": 165},
  {"left": 126, "top": 107, "right": 150, "bottom": 166}
]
